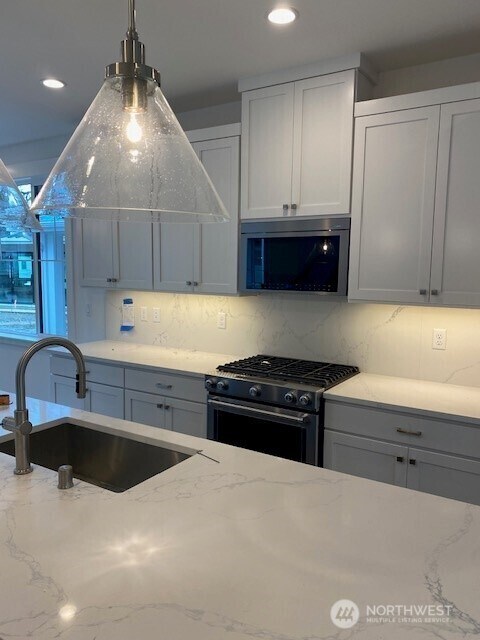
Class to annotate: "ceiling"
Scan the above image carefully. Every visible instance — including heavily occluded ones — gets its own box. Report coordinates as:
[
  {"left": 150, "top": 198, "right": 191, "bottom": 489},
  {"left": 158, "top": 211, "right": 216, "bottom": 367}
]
[{"left": 1, "top": 0, "right": 480, "bottom": 147}]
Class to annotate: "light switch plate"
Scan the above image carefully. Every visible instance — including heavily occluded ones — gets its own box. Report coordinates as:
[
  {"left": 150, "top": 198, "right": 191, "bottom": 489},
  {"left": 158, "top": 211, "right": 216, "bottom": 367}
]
[{"left": 140, "top": 307, "right": 148, "bottom": 321}]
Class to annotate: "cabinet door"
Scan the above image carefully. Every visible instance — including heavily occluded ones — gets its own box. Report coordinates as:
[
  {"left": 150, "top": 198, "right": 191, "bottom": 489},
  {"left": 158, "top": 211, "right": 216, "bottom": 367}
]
[
  {"left": 430, "top": 99, "right": 480, "bottom": 306},
  {"left": 193, "top": 136, "right": 239, "bottom": 294},
  {"left": 349, "top": 107, "right": 440, "bottom": 303},
  {"left": 407, "top": 448, "right": 480, "bottom": 506},
  {"left": 51, "top": 375, "right": 88, "bottom": 410},
  {"left": 124, "top": 389, "right": 169, "bottom": 429},
  {"left": 78, "top": 219, "right": 115, "bottom": 287},
  {"left": 87, "top": 382, "right": 124, "bottom": 419},
  {"left": 165, "top": 397, "right": 206, "bottom": 438},
  {"left": 324, "top": 431, "right": 408, "bottom": 487},
  {"left": 241, "top": 83, "right": 295, "bottom": 219},
  {"left": 292, "top": 70, "right": 355, "bottom": 216},
  {"left": 153, "top": 223, "right": 195, "bottom": 292},
  {"left": 115, "top": 221, "right": 153, "bottom": 290}
]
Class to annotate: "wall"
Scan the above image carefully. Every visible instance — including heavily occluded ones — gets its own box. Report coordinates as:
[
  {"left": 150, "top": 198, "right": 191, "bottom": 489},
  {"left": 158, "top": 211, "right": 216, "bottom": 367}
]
[
  {"left": 374, "top": 52, "right": 480, "bottom": 98},
  {"left": 105, "top": 290, "right": 480, "bottom": 388}
]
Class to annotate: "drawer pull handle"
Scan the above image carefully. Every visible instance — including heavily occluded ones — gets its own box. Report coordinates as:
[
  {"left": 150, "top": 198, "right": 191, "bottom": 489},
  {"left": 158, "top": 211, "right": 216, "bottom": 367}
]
[
  {"left": 409, "top": 459, "right": 417, "bottom": 466},
  {"left": 165, "top": 405, "right": 170, "bottom": 410},
  {"left": 396, "top": 456, "right": 404, "bottom": 463},
  {"left": 430, "top": 289, "right": 439, "bottom": 296},
  {"left": 419, "top": 289, "right": 427, "bottom": 295},
  {"left": 193, "top": 281, "right": 199, "bottom": 286},
  {"left": 186, "top": 281, "right": 192, "bottom": 286},
  {"left": 396, "top": 428, "right": 422, "bottom": 437},
  {"left": 155, "top": 383, "right": 173, "bottom": 390},
  {"left": 156, "top": 403, "right": 163, "bottom": 409}
]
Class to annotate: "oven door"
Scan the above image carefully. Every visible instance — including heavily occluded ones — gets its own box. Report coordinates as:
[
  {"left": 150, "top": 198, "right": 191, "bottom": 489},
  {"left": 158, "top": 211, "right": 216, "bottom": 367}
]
[{"left": 207, "top": 396, "right": 319, "bottom": 465}]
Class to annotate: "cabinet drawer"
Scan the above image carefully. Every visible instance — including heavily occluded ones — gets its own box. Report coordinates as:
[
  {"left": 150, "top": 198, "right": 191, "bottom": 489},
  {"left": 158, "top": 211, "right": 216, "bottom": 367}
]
[
  {"left": 50, "top": 356, "right": 124, "bottom": 388},
  {"left": 325, "top": 401, "right": 480, "bottom": 460},
  {"left": 125, "top": 368, "right": 205, "bottom": 403}
]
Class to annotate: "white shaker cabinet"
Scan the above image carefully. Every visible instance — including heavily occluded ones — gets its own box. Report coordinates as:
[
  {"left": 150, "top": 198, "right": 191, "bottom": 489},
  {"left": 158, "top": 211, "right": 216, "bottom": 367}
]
[
  {"left": 324, "top": 431, "right": 408, "bottom": 487},
  {"left": 78, "top": 219, "right": 153, "bottom": 290},
  {"left": 51, "top": 375, "right": 125, "bottom": 419},
  {"left": 348, "top": 107, "right": 440, "bottom": 303},
  {"left": 350, "top": 84, "right": 480, "bottom": 307},
  {"left": 241, "top": 70, "right": 355, "bottom": 220},
  {"left": 154, "top": 128, "right": 239, "bottom": 295},
  {"left": 430, "top": 99, "right": 480, "bottom": 306}
]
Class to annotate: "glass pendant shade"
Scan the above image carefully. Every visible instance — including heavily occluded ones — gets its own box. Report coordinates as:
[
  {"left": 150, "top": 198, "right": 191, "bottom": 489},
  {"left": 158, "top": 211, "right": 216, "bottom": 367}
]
[
  {"left": 0, "top": 158, "right": 42, "bottom": 233},
  {"left": 31, "top": 76, "right": 230, "bottom": 223}
]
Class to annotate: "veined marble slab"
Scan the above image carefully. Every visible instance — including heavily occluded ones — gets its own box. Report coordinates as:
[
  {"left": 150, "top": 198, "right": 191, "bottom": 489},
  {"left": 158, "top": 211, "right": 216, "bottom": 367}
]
[
  {"left": 324, "top": 372, "right": 480, "bottom": 425},
  {"left": 49, "top": 340, "right": 241, "bottom": 377},
  {"left": 0, "top": 393, "right": 479, "bottom": 639}
]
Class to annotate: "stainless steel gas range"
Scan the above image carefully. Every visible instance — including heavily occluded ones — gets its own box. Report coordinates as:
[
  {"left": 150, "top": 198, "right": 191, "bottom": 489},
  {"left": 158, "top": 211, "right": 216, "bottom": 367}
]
[{"left": 205, "top": 355, "right": 359, "bottom": 466}]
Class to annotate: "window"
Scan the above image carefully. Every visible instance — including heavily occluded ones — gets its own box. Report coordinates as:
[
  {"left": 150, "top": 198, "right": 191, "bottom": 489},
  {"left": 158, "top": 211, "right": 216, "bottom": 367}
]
[{"left": 0, "top": 183, "right": 67, "bottom": 336}]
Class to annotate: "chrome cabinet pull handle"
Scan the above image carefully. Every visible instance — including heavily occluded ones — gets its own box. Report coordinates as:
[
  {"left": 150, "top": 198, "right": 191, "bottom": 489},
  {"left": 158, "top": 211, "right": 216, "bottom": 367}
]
[
  {"left": 431, "top": 289, "right": 439, "bottom": 295},
  {"left": 282, "top": 204, "right": 289, "bottom": 211},
  {"left": 165, "top": 405, "right": 170, "bottom": 410},
  {"left": 409, "top": 459, "right": 417, "bottom": 466},
  {"left": 106, "top": 278, "right": 112, "bottom": 283},
  {"left": 291, "top": 203, "right": 297, "bottom": 212},
  {"left": 193, "top": 281, "right": 199, "bottom": 286},
  {"left": 186, "top": 280, "right": 192, "bottom": 286},
  {"left": 156, "top": 403, "right": 163, "bottom": 409},
  {"left": 419, "top": 289, "right": 427, "bottom": 295},
  {"left": 396, "top": 428, "right": 422, "bottom": 437},
  {"left": 396, "top": 456, "right": 404, "bottom": 463},
  {"left": 155, "top": 383, "right": 173, "bottom": 389}
]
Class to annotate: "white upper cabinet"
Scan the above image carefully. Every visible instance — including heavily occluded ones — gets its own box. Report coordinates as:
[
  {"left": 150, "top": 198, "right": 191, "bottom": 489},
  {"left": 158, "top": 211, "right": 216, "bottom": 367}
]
[
  {"left": 350, "top": 82, "right": 480, "bottom": 307},
  {"left": 430, "top": 99, "right": 480, "bottom": 306},
  {"left": 241, "top": 70, "right": 356, "bottom": 220},
  {"left": 154, "top": 126, "right": 240, "bottom": 295},
  {"left": 193, "top": 136, "right": 240, "bottom": 294},
  {"left": 78, "top": 219, "right": 153, "bottom": 290},
  {"left": 241, "top": 83, "right": 295, "bottom": 219},
  {"left": 349, "top": 107, "right": 440, "bottom": 303}
]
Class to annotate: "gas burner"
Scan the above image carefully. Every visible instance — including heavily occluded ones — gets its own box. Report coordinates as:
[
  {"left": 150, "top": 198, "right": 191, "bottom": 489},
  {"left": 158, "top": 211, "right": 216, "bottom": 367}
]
[{"left": 217, "top": 355, "right": 359, "bottom": 389}]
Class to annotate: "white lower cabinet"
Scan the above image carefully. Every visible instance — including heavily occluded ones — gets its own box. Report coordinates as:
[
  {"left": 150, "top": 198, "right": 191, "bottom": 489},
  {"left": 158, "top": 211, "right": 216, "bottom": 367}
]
[
  {"left": 324, "top": 401, "right": 480, "bottom": 506},
  {"left": 324, "top": 431, "right": 408, "bottom": 487},
  {"left": 406, "top": 448, "right": 480, "bottom": 505},
  {"left": 50, "top": 355, "right": 207, "bottom": 439},
  {"left": 51, "top": 375, "right": 125, "bottom": 419},
  {"left": 124, "top": 390, "right": 206, "bottom": 438}
]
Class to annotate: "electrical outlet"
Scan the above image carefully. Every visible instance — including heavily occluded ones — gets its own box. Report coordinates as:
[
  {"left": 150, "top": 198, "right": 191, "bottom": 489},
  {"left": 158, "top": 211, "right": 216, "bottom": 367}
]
[
  {"left": 153, "top": 308, "right": 161, "bottom": 323},
  {"left": 217, "top": 312, "right": 226, "bottom": 330},
  {"left": 432, "top": 328, "right": 447, "bottom": 350},
  {"left": 140, "top": 306, "right": 148, "bottom": 321}
]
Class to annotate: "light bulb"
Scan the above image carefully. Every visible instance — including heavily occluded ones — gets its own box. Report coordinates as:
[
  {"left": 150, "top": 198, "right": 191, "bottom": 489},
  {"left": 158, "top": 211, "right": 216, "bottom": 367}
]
[{"left": 126, "top": 114, "right": 143, "bottom": 143}]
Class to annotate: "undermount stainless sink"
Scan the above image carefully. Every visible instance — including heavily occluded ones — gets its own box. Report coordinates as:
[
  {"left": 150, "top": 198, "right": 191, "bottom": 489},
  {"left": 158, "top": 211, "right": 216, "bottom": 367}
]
[{"left": 0, "top": 423, "right": 192, "bottom": 492}]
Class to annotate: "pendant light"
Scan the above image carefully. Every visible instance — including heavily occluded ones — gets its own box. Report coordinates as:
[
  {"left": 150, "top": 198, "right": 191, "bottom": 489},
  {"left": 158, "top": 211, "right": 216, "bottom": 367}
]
[
  {"left": 31, "top": 0, "right": 229, "bottom": 223},
  {"left": 0, "top": 158, "right": 42, "bottom": 233}
]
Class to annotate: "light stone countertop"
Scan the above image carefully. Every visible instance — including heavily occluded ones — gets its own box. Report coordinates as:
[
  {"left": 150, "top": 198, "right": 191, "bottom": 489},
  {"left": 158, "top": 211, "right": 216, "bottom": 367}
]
[
  {"left": 0, "top": 392, "right": 479, "bottom": 639},
  {"left": 324, "top": 372, "right": 480, "bottom": 425},
  {"left": 49, "top": 340, "right": 241, "bottom": 377}
]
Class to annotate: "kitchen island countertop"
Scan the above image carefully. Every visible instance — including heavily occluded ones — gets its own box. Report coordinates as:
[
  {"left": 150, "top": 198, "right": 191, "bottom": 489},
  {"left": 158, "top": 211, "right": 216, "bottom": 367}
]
[{"left": 0, "top": 392, "right": 479, "bottom": 639}]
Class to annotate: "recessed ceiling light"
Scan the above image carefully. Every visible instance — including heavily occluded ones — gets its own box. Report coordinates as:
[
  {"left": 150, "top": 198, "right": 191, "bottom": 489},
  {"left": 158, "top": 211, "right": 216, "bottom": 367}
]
[
  {"left": 42, "top": 78, "right": 65, "bottom": 89},
  {"left": 267, "top": 7, "right": 298, "bottom": 25}
]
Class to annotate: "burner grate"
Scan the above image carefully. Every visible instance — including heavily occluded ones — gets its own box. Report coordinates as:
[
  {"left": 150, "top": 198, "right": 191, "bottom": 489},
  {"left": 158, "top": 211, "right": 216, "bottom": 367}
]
[{"left": 218, "top": 355, "right": 359, "bottom": 388}]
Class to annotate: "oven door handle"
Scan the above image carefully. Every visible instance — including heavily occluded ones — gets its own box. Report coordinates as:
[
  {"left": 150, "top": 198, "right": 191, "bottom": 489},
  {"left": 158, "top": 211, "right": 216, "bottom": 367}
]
[{"left": 208, "top": 398, "right": 311, "bottom": 425}]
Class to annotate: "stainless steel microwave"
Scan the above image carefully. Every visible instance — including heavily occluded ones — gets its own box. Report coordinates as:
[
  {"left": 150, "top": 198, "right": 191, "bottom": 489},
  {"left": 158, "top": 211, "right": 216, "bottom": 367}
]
[{"left": 240, "top": 217, "right": 350, "bottom": 295}]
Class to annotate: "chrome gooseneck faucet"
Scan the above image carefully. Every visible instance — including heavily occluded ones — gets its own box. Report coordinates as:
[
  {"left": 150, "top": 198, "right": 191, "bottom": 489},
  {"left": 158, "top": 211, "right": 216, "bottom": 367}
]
[{"left": 1, "top": 337, "right": 87, "bottom": 475}]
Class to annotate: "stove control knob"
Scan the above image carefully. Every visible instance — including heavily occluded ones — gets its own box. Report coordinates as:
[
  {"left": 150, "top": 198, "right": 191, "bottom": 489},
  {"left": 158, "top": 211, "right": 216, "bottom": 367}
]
[
  {"left": 205, "top": 378, "right": 217, "bottom": 390},
  {"left": 249, "top": 385, "right": 261, "bottom": 398},
  {"left": 284, "top": 391, "right": 296, "bottom": 404},
  {"left": 217, "top": 380, "right": 229, "bottom": 391},
  {"left": 299, "top": 394, "right": 312, "bottom": 407}
]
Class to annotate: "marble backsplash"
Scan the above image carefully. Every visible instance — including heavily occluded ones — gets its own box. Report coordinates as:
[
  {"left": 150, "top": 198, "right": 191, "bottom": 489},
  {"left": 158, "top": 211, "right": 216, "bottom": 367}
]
[{"left": 106, "top": 290, "right": 480, "bottom": 387}]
